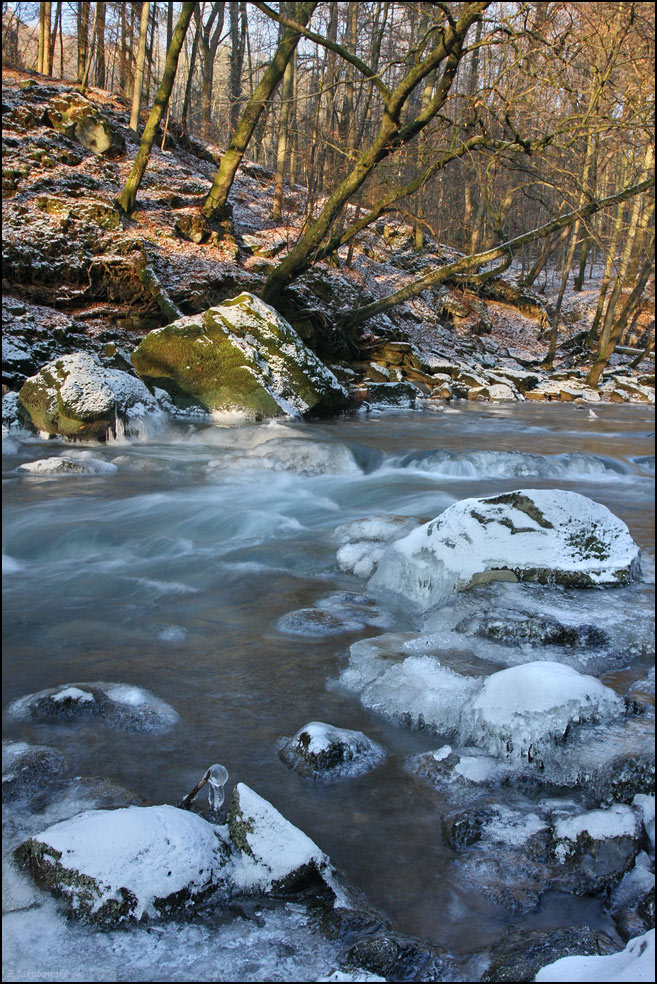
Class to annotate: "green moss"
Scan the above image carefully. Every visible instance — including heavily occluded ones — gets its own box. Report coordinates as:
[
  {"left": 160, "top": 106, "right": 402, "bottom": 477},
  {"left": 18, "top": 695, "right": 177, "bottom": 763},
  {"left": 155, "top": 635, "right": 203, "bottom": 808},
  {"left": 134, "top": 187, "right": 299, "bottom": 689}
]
[
  {"left": 227, "top": 788, "right": 256, "bottom": 857},
  {"left": 486, "top": 492, "right": 554, "bottom": 529}
]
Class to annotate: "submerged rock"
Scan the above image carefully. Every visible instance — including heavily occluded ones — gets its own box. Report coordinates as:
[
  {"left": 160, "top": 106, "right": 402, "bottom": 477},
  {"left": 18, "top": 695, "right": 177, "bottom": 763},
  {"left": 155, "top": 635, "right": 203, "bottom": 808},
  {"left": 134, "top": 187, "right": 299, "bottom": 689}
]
[
  {"left": 482, "top": 926, "right": 620, "bottom": 982},
  {"left": 8, "top": 682, "right": 178, "bottom": 733},
  {"left": 19, "top": 352, "right": 158, "bottom": 439},
  {"left": 340, "top": 932, "right": 450, "bottom": 982},
  {"left": 368, "top": 489, "right": 641, "bottom": 610},
  {"left": 15, "top": 804, "right": 227, "bottom": 924},
  {"left": 455, "top": 610, "right": 610, "bottom": 649},
  {"left": 131, "top": 292, "right": 348, "bottom": 419},
  {"left": 2, "top": 740, "right": 66, "bottom": 802},
  {"left": 278, "top": 722, "right": 386, "bottom": 781}
]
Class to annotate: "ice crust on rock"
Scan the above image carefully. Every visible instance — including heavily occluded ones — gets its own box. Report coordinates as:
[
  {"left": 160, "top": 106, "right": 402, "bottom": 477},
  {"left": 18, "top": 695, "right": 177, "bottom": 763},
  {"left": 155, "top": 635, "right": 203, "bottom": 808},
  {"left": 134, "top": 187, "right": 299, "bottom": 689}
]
[
  {"left": 15, "top": 804, "right": 226, "bottom": 922},
  {"left": 342, "top": 638, "right": 626, "bottom": 764},
  {"left": 278, "top": 722, "right": 386, "bottom": 780},
  {"left": 228, "top": 783, "right": 327, "bottom": 892},
  {"left": 19, "top": 352, "right": 159, "bottom": 439},
  {"left": 333, "top": 514, "right": 422, "bottom": 578},
  {"left": 463, "top": 661, "right": 625, "bottom": 761},
  {"left": 534, "top": 928, "right": 654, "bottom": 982},
  {"left": 234, "top": 437, "right": 361, "bottom": 476},
  {"left": 633, "top": 794, "right": 655, "bottom": 849},
  {"left": 8, "top": 682, "right": 178, "bottom": 733},
  {"left": 368, "top": 489, "right": 641, "bottom": 610}
]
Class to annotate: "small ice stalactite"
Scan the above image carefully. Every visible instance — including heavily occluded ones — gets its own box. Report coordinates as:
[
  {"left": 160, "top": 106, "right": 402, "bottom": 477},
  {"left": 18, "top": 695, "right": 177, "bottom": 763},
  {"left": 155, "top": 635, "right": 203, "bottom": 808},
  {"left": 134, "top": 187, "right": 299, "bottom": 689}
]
[{"left": 207, "top": 763, "right": 229, "bottom": 811}]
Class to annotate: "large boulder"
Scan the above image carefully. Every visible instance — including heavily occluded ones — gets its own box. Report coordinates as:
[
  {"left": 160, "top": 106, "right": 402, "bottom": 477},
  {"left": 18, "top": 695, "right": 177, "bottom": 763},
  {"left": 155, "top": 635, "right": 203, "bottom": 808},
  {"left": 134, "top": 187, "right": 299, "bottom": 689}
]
[
  {"left": 19, "top": 352, "right": 158, "bottom": 439},
  {"left": 14, "top": 805, "right": 227, "bottom": 924},
  {"left": 45, "top": 90, "right": 125, "bottom": 157},
  {"left": 131, "top": 292, "right": 348, "bottom": 419},
  {"left": 368, "top": 489, "right": 640, "bottom": 610}
]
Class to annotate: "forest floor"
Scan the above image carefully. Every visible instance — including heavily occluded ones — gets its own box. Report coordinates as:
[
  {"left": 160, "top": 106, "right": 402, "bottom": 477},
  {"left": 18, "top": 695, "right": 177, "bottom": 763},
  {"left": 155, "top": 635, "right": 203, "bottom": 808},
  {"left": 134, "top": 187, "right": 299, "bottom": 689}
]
[{"left": 2, "top": 66, "right": 655, "bottom": 405}]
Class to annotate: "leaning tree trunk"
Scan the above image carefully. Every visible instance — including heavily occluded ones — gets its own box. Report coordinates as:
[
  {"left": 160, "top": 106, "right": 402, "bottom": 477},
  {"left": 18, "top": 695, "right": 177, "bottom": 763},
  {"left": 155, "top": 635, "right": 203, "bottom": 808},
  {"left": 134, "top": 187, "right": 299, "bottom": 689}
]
[
  {"left": 119, "top": 2, "right": 196, "bottom": 215},
  {"left": 340, "top": 179, "right": 654, "bottom": 329},
  {"left": 201, "top": 0, "right": 318, "bottom": 221}
]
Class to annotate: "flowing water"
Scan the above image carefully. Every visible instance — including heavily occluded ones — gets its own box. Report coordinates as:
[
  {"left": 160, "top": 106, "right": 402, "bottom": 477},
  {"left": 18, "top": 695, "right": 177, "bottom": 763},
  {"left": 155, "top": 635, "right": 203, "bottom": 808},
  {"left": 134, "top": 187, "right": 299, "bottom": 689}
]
[{"left": 2, "top": 402, "right": 655, "bottom": 980}]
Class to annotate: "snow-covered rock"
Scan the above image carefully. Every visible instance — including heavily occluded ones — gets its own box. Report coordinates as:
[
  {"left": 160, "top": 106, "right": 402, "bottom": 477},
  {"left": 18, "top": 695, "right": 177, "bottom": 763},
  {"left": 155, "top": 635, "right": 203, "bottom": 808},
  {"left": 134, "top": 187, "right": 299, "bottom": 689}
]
[
  {"left": 8, "top": 682, "right": 178, "bottom": 733},
  {"left": 131, "top": 292, "right": 348, "bottom": 419},
  {"left": 551, "top": 803, "right": 642, "bottom": 892},
  {"left": 368, "top": 489, "right": 641, "bottom": 610},
  {"left": 463, "top": 661, "right": 625, "bottom": 762},
  {"left": 17, "top": 454, "right": 118, "bottom": 475},
  {"left": 227, "top": 783, "right": 328, "bottom": 893},
  {"left": 534, "top": 928, "right": 654, "bottom": 982},
  {"left": 15, "top": 805, "right": 227, "bottom": 923},
  {"left": 278, "top": 722, "right": 386, "bottom": 781},
  {"left": 18, "top": 352, "right": 158, "bottom": 439}
]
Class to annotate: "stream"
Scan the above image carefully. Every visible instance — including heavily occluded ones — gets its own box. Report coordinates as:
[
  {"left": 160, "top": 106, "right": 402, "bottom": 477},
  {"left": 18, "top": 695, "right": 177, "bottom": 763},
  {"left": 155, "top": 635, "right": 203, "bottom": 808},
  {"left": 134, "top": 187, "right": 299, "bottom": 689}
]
[{"left": 2, "top": 401, "right": 655, "bottom": 981}]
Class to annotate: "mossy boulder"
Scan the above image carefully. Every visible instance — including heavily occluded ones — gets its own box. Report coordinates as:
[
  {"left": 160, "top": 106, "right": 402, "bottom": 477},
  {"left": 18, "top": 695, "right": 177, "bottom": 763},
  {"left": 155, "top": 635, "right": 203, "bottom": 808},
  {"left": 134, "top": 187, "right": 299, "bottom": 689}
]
[
  {"left": 131, "top": 292, "right": 348, "bottom": 419},
  {"left": 46, "top": 92, "right": 125, "bottom": 158},
  {"left": 14, "top": 805, "right": 228, "bottom": 925},
  {"left": 19, "top": 352, "right": 158, "bottom": 439}
]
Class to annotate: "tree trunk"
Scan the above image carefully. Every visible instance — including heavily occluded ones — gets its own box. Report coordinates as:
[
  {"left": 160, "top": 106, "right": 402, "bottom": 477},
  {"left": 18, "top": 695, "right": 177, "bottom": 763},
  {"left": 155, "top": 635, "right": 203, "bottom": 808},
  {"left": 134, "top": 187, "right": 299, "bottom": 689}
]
[
  {"left": 262, "top": 3, "right": 488, "bottom": 303},
  {"left": 202, "top": 0, "right": 318, "bottom": 221},
  {"left": 38, "top": 2, "right": 46, "bottom": 74},
  {"left": 130, "top": 2, "right": 151, "bottom": 132},
  {"left": 182, "top": 14, "right": 201, "bottom": 130},
  {"left": 43, "top": 2, "right": 52, "bottom": 75},
  {"left": 272, "top": 52, "right": 294, "bottom": 219},
  {"left": 229, "top": 1, "right": 247, "bottom": 133},
  {"left": 119, "top": 2, "right": 196, "bottom": 215},
  {"left": 587, "top": 246, "right": 655, "bottom": 387},
  {"left": 50, "top": 1, "right": 61, "bottom": 77},
  {"left": 95, "top": 1, "right": 106, "bottom": 88}
]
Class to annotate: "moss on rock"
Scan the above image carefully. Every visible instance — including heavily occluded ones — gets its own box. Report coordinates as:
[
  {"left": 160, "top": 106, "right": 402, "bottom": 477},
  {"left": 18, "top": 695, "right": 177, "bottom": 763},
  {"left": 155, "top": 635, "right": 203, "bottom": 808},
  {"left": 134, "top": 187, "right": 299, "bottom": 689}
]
[{"left": 131, "top": 292, "right": 348, "bottom": 419}]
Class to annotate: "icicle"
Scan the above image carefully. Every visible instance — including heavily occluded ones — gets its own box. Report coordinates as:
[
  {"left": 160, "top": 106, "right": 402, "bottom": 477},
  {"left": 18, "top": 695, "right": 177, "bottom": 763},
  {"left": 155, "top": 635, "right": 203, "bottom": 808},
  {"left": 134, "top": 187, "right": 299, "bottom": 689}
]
[{"left": 207, "top": 763, "right": 229, "bottom": 811}]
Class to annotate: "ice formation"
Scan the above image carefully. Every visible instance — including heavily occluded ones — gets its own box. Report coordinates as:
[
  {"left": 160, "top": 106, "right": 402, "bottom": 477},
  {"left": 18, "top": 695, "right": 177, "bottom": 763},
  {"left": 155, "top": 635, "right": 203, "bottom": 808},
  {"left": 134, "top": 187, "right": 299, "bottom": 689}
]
[{"left": 207, "top": 764, "right": 229, "bottom": 811}]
